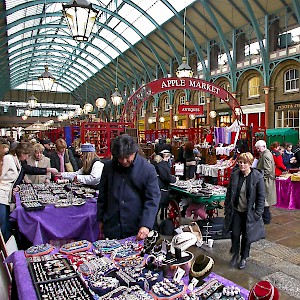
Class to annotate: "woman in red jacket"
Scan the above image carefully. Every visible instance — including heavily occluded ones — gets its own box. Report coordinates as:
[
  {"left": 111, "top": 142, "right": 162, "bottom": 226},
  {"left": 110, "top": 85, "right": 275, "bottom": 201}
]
[{"left": 271, "top": 142, "right": 286, "bottom": 176}]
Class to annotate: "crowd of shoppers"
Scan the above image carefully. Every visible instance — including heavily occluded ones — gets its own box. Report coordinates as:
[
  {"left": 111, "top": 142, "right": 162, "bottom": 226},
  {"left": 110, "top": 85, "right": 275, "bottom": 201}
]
[{"left": 1, "top": 133, "right": 299, "bottom": 274}]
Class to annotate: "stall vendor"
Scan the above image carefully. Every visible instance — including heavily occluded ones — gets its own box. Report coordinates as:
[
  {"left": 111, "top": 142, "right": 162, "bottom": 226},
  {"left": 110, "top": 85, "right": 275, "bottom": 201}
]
[{"left": 97, "top": 134, "right": 161, "bottom": 240}]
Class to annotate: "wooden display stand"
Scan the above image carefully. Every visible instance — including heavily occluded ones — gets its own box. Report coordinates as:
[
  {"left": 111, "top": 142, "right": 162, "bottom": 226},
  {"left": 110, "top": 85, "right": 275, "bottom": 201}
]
[{"left": 80, "top": 122, "right": 135, "bottom": 158}]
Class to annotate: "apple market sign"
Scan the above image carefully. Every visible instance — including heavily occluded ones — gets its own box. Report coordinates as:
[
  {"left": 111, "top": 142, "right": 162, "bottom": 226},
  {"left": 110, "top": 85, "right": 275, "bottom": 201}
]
[{"left": 121, "top": 77, "right": 242, "bottom": 122}]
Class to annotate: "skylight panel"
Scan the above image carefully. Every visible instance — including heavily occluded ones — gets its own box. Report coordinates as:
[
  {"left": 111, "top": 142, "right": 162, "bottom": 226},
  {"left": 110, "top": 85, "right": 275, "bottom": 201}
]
[
  {"left": 147, "top": 1, "right": 173, "bottom": 25},
  {"left": 106, "top": 16, "right": 119, "bottom": 29},
  {"left": 86, "top": 45, "right": 101, "bottom": 57},
  {"left": 132, "top": 16, "right": 155, "bottom": 35},
  {"left": 171, "top": 0, "right": 197, "bottom": 12},
  {"left": 97, "top": 53, "right": 111, "bottom": 65},
  {"left": 119, "top": 27, "right": 140, "bottom": 45}
]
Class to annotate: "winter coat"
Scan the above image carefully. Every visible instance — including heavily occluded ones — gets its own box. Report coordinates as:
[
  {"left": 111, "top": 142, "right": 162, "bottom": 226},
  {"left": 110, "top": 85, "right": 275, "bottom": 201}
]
[
  {"left": 97, "top": 154, "right": 161, "bottom": 239},
  {"left": 50, "top": 149, "right": 78, "bottom": 172},
  {"left": 271, "top": 150, "right": 286, "bottom": 176},
  {"left": 224, "top": 168, "right": 266, "bottom": 244},
  {"left": 256, "top": 149, "right": 277, "bottom": 206},
  {"left": 283, "top": 150, "right": 296, "bottom": 169},
  {"left": 14, "top": 160, "right": 48, "bottom": 187},
  {"left": 0, "top": 155, "right": 19, "bottom": 206},
  {"left": 152, "top": 156, "right": 176, "bottom": 206}
]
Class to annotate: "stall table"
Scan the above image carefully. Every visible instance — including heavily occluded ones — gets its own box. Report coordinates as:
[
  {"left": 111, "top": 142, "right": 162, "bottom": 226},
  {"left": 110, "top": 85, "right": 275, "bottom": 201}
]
[
  {"left": 169, "top": 185, "right": 225, "bottom": 210},
  {"left": 10, "top": 195, "right": 99, "bottom": 245},
  {"left": 6, "top": 248, "right": 250, "bottom": 300},
  {"left": 276, "top": 177, "right": 300, "bottom": 209}
]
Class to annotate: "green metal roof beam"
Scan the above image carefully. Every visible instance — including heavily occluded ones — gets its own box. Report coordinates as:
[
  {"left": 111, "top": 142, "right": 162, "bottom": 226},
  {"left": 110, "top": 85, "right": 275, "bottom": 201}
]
[
  {"left": 162, "top": 0, "right": 209, "bottom": 77},
  {"left": 242, "top": 0, "right": 269, "bottom": 85},
  {"left": 292, "top": 0, "right": 300, "bottom": 23},
  {"left": 122, "top": 0, "right": 180, "bottom": 64}
]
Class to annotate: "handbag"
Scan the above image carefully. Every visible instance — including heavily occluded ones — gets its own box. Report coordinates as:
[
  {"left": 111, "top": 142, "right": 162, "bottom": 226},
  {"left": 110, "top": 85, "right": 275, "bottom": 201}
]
[{"left": 65, "top": 150, "right": 74, "bottom": 172}]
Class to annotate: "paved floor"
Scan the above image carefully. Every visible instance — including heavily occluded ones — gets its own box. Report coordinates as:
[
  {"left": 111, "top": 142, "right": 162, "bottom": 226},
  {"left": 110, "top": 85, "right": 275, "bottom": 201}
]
[{"left": 190, "top": 206, "right": 300, "bottom": 299}]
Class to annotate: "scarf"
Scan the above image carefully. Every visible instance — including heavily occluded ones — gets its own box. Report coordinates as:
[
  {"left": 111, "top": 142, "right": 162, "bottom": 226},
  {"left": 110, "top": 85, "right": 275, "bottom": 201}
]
[{"left": 57, "top": 151, "right": 65, "bottom": 173}]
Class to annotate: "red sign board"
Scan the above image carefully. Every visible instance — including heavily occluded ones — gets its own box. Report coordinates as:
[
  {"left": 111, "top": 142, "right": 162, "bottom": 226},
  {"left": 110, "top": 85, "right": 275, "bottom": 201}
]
[{"left": 178, "top": 105, "right": 204, "bottom": 115}]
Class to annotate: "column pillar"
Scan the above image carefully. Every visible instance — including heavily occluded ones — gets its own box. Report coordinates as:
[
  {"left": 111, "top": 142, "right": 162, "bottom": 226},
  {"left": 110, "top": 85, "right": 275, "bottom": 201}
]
[
  {"left": 206, "top": 97, "right": 211, "bottom": 125},
  {"left": 169, "top": 106, "right": 173, "bottom": 135},
  {"left": 263, "top": 87, "right": 270, "bottom": 129},
  {"left": 155, "top": 108, "right": 159, "bottom": 130},
  {"left": 231, "top": 92, "right": 237, "bottom": 122}
]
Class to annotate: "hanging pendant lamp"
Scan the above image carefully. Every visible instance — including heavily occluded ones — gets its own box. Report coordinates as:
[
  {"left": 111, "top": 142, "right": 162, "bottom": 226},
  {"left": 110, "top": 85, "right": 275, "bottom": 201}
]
[{"left": 62, "top": 0, "right": 99, "bottom": 42}]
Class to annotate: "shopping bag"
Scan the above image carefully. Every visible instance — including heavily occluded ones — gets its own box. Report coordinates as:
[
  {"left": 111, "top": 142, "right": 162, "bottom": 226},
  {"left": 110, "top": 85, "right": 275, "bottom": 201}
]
[{"left": 174, "top": 163, "right": 184, "bottom": 176}]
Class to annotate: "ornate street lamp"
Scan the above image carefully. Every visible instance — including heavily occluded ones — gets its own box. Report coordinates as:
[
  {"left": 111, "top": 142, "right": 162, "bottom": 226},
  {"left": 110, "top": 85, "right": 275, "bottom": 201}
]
[
  {"left": 28, "top": 92, "right": 38, "bottom": 108},
  {"left": 38, "top": 65, "right": 55, "bottom": 92},
  {"left": 62, "top": 0, "right": 99, "bottom": 42},
  {"left": 176, "top": 6, "right": 193, "bottom": 78},
  {"left": 111, "top": 57, "right": 122, "bottom": 106}
]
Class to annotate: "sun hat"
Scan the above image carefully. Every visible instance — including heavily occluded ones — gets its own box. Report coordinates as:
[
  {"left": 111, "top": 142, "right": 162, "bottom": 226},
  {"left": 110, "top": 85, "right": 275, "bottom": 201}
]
[
  {"left": 248, "top": 280, "right": 279, "bottom": 300},
  {"left": 189, "top": 254, "right": 214, "bottom": 282},
  {"left": 170, "top": 232, "right": 197, "bottom": 253},
  {"left": 81, "top": 143, "right": 96, "bottom": 152}
]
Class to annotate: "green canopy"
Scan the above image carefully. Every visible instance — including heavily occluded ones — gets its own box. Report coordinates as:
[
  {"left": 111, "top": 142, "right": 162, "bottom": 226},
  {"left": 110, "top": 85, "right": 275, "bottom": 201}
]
[{"left": 266, "top": 128, "right": 299, "bottom": 147}]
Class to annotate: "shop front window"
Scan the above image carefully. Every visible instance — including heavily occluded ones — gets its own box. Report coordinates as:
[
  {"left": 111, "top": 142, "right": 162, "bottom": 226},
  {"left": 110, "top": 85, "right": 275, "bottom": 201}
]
[
  {"left": 284, "top": 69, "right": 299, "bottom": 93},
  {"left": 283, "top": 109, "right": 299, "bottom": 129}
]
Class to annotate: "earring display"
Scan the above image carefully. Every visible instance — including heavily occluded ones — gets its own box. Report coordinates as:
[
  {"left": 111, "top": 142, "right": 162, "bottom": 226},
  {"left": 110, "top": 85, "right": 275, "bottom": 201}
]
[
  {"left": 21, "top": 201, "right": 45, "bottom": 211},
  {"left": 89, "top": 276, "right": 120, "bottom": 296},
  {"left": 25, "top": 244, "right": 54, "bottom": 257},
  {"left": 28, "top": 258, "right": 77, "bottom": 283},
  {"left": 78, "top": 256, "right": 118, "bottom": 276},
  {"left": 93, "top": 239, "right": 122, "bottom": 254},
  {"left": 34, "top": 276, "right": 94, "bottom": 300},
  {"left": 99, "top": 285, "right": 154, "bottom": 300},
  {"left": 117, "top": 256, "right": 145, "bottom": 269},
  {"left": 59, "top": 240, "right": 92, "bottom": 254},
  {"left": 150, "top": 278, "right": 186, "bottom": 299},
  {"left": 110, "top": 242, "right": 143, "bottom": 261}
]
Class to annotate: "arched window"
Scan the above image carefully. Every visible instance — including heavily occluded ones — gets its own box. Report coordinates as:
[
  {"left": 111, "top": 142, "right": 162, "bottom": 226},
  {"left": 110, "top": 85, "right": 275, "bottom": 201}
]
[
  {"left": 164, "top": 96, "right": 170, "bottom": 111},
  {"left": 284, "top": 69, "right": 299, "bottom": 93},
  {"left": 179, "top": 94, "right": 186, "bottom": 105},
  {"left": 248, "top": 76, "right": 260, "bottom": 98},
  {"left": 197, "top": 90, "right": 206, "bottom": 105}
]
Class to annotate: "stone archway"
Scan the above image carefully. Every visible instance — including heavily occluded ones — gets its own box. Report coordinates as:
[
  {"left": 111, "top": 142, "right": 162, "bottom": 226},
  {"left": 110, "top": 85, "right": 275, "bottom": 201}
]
[{"left": 120, "top": 77, "right": 242, "bottom": 123}]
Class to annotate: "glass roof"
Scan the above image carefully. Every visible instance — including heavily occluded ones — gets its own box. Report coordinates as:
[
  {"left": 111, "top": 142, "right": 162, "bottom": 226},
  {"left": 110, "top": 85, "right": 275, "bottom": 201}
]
[{"left": 5, "top": 0, "right": 196, "bottom": 93}]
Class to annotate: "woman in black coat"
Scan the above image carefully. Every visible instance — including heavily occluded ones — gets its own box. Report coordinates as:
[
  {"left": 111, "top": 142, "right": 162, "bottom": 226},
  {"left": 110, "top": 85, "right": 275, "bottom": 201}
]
[
  {"left": 151, "top": 150, "right": 176, "bottom": 220},
  {"left": 224, "top": 152, "right": 265, "bottom": 269}
]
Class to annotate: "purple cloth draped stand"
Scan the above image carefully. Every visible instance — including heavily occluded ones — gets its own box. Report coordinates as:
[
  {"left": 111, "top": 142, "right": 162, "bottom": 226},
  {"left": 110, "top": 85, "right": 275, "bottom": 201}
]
[
  {"left": 7, "top": 249, "right": 249, "bottom": 300},
  {"left": 276, "top": 178, "right": 300, "bottom": 210},
  {"left": 10, "top": 194, "right": 99, "bottom": 245}
]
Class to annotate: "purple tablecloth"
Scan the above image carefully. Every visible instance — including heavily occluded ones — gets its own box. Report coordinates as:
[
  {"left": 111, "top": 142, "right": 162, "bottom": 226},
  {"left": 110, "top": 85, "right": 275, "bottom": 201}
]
[
  {"left": 10, "top": 195, "right": 99, "bottom": 245},
  {"left": 7, "top": 249, "right": 249, "bottom": 300},
  {"left": 276, "top": 178, "right": 300, "bottom": 209}
]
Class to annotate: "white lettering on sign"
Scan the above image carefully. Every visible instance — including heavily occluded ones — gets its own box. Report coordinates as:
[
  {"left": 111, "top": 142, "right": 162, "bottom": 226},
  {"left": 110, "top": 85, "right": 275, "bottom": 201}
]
[
  {"left": 182, "top": 107, "right": 202, "bottom": 113},
  {"left": 189, "top": 80, "right": 221, "bottom": 94},
  {"left": 161, "top": 79, "right": 186, "bottom": 88}
]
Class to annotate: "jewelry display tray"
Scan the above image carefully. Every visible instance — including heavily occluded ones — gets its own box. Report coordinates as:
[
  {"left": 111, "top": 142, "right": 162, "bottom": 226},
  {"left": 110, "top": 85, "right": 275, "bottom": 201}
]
[
  {"left": 21, "top": 201, "right": 45, "bottom": 211},
  {"left": 27, "top": 258, "right": 94, "bottom": 300}
]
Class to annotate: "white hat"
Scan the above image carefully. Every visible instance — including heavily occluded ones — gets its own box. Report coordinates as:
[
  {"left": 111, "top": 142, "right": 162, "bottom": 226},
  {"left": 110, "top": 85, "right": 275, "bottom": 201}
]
[{"left": 170, "top": 232, "right": 197, "bottom": 253}]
